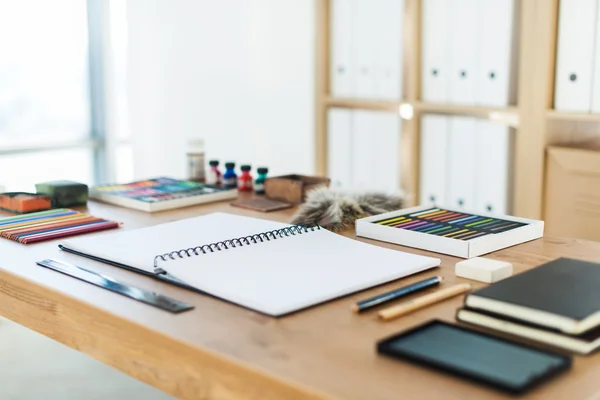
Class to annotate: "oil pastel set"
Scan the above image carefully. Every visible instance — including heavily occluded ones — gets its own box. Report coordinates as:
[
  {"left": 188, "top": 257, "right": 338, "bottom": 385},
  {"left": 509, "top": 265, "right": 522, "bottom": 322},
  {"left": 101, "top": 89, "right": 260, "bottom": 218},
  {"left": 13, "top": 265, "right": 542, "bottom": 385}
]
[
  {"left": 356, "top": 205, "right": 544, "bottom": 258},
  {"left": 0, "top": 208, "right": 120, "bottom": 244},
  {"left": 372, "top": 208, "right": 527, "bottom": 240}
]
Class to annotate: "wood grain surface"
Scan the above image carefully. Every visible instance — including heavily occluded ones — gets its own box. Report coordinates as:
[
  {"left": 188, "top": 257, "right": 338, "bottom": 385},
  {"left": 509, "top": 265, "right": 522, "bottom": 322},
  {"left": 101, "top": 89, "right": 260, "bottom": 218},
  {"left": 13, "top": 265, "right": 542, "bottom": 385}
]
[{"left": 0, "top": 197, "right": 598, "bottom": 400}]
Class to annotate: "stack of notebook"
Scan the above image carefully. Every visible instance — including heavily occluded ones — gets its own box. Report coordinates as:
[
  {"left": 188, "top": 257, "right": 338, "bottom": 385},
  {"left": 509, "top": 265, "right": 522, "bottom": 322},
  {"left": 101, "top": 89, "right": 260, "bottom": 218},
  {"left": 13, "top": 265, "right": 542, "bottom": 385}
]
[{"left": 456, "top": 258, "right": 600, "bottom": 355}]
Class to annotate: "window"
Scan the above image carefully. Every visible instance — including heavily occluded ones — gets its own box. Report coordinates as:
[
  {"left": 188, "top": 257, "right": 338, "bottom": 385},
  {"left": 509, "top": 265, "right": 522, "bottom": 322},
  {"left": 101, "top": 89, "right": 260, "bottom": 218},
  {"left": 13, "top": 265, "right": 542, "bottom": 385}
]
[{"left": 0, "top": 0, "right": 132, "bottom": 192}]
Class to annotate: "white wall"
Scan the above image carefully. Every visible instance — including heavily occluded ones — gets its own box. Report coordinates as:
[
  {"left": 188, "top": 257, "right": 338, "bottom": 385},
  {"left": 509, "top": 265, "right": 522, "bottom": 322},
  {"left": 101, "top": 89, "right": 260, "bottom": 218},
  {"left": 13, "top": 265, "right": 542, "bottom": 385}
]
[{"left": 126, "top": 0, "right": 315, "bottom": 179}]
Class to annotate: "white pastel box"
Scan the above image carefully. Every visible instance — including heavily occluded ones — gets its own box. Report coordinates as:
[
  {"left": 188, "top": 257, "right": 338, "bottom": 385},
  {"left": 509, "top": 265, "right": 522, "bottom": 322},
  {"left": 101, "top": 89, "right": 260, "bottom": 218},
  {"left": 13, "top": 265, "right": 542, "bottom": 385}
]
[{"left": 355, "top": 205, "right": 544, "bottom": 259}]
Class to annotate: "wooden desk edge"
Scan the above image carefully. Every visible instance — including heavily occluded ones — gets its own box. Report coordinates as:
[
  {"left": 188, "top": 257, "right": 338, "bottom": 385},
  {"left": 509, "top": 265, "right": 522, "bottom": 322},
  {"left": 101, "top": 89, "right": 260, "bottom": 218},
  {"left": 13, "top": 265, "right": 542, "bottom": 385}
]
[{"left": 0, "top": 268, "right": 328, "bottom": 400}]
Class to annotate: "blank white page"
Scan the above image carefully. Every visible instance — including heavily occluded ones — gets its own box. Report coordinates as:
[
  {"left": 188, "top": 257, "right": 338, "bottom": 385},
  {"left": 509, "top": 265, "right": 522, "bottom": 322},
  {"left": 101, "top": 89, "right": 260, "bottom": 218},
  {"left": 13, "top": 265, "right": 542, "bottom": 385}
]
[{"left": 158, "top": 227, "right": 440, "bottom": 316}]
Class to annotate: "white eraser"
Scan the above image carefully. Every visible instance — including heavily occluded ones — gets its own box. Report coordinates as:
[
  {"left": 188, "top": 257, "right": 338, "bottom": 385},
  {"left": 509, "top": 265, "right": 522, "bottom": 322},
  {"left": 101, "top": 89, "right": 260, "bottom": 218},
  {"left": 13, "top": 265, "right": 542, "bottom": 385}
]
[{"left": 455, "top": 257, "right": 513, "bottom": 283}]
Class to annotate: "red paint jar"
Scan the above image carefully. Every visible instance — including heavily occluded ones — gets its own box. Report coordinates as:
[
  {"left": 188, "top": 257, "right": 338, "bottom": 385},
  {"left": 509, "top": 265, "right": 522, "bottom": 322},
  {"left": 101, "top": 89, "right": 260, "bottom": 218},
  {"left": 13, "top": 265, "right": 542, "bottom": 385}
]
[{"left": 238, "top": 165, "right": 253, "bottom": 191}]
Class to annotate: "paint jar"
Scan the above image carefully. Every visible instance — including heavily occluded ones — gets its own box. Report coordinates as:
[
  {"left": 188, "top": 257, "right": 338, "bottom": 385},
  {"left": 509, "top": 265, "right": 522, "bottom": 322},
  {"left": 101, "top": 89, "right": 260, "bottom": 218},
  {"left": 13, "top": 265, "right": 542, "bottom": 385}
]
[
  {"left": 238, "top": 165, "right": 253, "bottom": 191},
  {"left": 206, "top": 160, "right": 222, "bottom": 185},
  {"left": 254, "top": 167, "right": 268, "bottom": 194},
  {"left": 222, "top": 162, "right": 238, "bottom": 189},
  {"left": 186, "top": 139, "right": 205, "bottom": 182}
]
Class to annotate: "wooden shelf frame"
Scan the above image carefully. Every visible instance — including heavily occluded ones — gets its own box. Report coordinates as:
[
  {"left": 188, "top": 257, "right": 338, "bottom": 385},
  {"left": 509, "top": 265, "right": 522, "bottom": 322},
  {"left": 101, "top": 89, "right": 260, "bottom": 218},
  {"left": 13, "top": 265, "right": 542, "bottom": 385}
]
[
  {"left": 546, "top": 109, "right": 600, "bottom": 122},
  {"left": 413, "top": 102, "right": 520, "bottom": 126},
  {"left": 315, "top": 0, "right": 559, "bottom": 219},
  {"left": 323, "top": 97, "right": 400, "bottom": 112},
  {"left": 323, "top": 97, "right": 520, "bottom": 126}
]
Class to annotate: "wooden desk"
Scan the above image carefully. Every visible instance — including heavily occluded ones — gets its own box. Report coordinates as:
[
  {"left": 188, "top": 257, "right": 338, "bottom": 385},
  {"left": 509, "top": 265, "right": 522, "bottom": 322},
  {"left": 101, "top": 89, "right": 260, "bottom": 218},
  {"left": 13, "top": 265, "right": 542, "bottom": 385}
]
[{"left": 0, "top": 200, "right": 598, "bottom": 400}]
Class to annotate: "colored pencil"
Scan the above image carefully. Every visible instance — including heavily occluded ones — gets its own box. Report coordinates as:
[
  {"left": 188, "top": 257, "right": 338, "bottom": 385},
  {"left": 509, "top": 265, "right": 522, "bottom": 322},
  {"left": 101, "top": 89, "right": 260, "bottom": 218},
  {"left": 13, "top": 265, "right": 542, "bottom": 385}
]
[
  {"left": 0, "top": 209, "right": 120, "bottom": 244},
  {"left": 378, "top": 283, "right": 473, "bottom": 321}
]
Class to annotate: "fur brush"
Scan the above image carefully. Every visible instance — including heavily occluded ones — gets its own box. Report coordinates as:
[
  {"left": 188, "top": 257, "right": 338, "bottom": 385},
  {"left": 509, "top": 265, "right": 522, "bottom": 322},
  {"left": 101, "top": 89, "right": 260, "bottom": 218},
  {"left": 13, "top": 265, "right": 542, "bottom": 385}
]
[{"left": 290, "top": 187, "right": 405, "bottom": 232}]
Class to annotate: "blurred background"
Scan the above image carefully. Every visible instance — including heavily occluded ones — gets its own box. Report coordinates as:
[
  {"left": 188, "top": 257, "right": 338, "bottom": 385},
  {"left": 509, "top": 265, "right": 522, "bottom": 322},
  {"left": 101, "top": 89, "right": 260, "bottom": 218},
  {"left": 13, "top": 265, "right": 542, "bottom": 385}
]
[{"left": 0, "top": 0, "right": 315, "bottom": 192}]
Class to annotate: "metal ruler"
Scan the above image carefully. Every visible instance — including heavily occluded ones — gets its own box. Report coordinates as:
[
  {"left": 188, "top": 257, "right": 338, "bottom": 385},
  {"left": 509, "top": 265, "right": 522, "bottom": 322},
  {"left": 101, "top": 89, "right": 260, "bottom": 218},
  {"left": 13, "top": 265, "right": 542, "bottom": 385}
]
[{"left": 36, "top": 258, "right": 194, "bottom": 314}]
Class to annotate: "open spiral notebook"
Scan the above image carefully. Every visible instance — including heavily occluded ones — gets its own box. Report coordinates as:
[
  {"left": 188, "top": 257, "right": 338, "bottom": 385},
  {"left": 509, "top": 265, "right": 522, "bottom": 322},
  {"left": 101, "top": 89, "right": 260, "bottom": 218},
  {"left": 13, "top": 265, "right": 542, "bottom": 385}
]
[{"left": 58, "top": 212, "right": 440, "bottom": 316}]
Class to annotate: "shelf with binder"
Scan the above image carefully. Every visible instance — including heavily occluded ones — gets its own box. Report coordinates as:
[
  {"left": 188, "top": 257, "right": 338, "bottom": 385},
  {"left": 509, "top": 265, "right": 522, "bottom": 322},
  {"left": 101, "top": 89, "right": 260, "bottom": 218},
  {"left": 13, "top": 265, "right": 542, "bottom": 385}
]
[{"left": 316, "top": 0, "right": 559, "bottom": 220}]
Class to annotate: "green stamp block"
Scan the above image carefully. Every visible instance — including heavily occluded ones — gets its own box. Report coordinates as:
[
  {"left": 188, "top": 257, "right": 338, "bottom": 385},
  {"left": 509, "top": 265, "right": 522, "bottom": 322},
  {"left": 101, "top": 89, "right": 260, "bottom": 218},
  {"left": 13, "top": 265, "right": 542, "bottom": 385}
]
[{"left": 35, "top": 180, "right": 89, "bottom": 207}]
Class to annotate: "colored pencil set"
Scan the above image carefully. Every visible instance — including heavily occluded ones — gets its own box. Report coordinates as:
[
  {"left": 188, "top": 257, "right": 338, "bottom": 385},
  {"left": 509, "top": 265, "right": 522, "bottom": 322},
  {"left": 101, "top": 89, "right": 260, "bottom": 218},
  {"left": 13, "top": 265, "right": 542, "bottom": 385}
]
[
  {"left": 373, "top": 207, "right": 526, "bottom": 241},
  {"left": 0, "top": 209, "right": 120, "bottom": 244}
]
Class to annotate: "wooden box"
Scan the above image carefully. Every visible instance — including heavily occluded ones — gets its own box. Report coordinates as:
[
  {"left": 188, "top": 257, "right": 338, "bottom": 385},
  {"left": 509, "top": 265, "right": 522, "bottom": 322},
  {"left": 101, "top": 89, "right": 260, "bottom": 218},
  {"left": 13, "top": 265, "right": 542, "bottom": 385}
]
[
  {"left": 264, "top": 174, "right": 330, "bottom": 204},
  {"left": 545, "top": 143, "right": 600, "bottom": 241}
]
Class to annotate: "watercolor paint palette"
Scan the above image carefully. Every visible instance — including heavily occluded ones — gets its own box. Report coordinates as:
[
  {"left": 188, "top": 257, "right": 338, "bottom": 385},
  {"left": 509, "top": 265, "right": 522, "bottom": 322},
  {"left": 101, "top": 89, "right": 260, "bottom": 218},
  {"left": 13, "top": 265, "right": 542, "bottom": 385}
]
[
  {"left": 90, "top": 177, "right": 238, "bottom": 212},
  {"left": 356, "top": 205, "right": 544, "bottom": 258}
]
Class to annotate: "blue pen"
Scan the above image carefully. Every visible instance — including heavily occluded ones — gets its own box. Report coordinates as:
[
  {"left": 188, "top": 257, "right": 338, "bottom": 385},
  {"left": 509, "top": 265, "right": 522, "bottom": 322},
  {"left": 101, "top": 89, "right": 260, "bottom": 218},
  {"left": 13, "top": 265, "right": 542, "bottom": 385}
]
[{"left": 352, "top": 276, "right": 443, "bottom": 313}]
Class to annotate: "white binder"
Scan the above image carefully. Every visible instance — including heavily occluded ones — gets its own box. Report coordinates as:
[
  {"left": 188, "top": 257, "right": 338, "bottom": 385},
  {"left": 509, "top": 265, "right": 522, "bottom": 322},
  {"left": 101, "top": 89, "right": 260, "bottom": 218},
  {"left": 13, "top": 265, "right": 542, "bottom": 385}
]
[
  {"left": 591, "top": 0, "right": 600, "bottom": 113},
  {"left": 352, "top": 110, "right": 376, "bottom": 188},
  {"left": 353, "top": 0, "right": 377, "bottom": 99},
  {"left": 419, "top": 114, "right": 449, "bottom": 206},
  {"left": 554, "top": 0, "right": 597, "bottom": 112},
  {"left": 330, "top": 0, "right": 355, "bottom": 98},
  {"left": 446, "top": 116, "right": 476, "bottom": 210},
  {"left": 373, "top": 111, "right": 401, "bottom": 191},
  {"left": 335, "top": 0, "right": 403, "bottom": 101},
  {"left": 327, "top": 108, "right": 353, "bottom": 189},
  {"left": 421, "top": 0, "right": 451, "bottom": 102},
  {"left": 373, "top": 0, "right": 404, "bottom": 100},
  {"left": 474, "top": 120, "right": 513, "bottom": 214},
  {"left": 448, "top": 0, "right": 480, "bottom": 105},
  {"left": 351, "top": 110, "right": 401, "bottom": 191},
  {"left": 476, "top": 0, "right": 517, "bottom": 106}
]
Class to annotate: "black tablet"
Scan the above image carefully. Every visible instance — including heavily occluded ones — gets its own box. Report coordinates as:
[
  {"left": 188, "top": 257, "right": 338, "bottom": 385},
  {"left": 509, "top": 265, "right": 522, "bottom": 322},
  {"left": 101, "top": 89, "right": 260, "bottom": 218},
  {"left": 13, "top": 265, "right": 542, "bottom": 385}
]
[{"left": 377, "top": 320, "right": 572, "bottom": 394}]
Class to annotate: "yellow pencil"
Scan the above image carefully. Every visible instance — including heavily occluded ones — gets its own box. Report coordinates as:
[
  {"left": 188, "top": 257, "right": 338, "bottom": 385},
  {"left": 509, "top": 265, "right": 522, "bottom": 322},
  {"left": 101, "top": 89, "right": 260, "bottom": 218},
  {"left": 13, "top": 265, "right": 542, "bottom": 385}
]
[{"left": 378, "top": 283, "right": 472, "bottom": 321}]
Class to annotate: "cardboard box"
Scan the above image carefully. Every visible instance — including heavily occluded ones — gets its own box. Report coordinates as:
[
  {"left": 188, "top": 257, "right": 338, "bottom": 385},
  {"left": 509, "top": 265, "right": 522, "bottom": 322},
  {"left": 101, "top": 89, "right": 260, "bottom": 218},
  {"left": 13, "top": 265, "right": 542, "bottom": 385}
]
[
  {"left": 356, "top": 205, "right": 544, "bottom": 259},
  {"left": 545, "top": 144, "right": 600, "bottom": 241},
  {"left": 264, "top": 175, "right": 330, "bottom": 204}
]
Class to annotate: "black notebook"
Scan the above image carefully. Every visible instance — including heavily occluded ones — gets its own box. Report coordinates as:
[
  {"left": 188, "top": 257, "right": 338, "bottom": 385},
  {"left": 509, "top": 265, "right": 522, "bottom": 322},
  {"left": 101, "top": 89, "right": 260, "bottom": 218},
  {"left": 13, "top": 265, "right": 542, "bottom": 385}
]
[
  {"left": 464, "top": 258, "right": 600, "bottom": 335},
  {"left": 457, "top": 307, "right": 600, "bottom": 355}
]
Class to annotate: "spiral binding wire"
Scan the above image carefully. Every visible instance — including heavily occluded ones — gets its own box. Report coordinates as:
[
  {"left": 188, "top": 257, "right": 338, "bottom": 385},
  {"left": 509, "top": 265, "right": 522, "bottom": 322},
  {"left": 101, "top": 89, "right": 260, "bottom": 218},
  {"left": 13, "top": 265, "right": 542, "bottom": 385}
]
[{"left": 153, "top": 224, "right": 321, "bottom": 268}]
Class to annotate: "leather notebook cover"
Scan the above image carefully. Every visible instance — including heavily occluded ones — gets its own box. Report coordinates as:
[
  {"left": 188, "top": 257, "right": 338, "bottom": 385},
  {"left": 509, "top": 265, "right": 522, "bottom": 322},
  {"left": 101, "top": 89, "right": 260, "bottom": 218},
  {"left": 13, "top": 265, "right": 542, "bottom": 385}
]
[{"left": 469, "top": 258, "right": 600, "bottom": 321}]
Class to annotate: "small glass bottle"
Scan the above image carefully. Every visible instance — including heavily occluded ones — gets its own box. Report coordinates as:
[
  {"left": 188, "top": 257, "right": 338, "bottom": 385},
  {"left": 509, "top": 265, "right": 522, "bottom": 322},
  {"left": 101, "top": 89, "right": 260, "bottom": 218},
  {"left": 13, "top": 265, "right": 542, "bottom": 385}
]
[
  {"left": 222, "top": 162, "right": 237, "bottom": 188},
  {"left": 186, "top": 139, "right": 205, "bottom": 182},
  {"left": 238, "top": 165, "right": 253, "bottom": 191},
  {"left": 254, "top": 167, "right": 268, "bottom": 194},
  {"left": 206, "top": 160, "right": 222, "bottom": 185}
]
